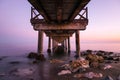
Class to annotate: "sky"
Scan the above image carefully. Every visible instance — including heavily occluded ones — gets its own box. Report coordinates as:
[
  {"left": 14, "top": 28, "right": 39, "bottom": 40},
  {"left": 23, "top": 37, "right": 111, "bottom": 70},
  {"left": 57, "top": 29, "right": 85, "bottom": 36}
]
[{"left": 0, "top": 0, "right": 120, "bottom": 55}]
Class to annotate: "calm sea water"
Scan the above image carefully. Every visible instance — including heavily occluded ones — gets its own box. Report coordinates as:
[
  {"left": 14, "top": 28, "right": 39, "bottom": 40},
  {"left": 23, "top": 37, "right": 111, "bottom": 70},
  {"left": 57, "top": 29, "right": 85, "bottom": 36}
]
[
  {"left": 81, "top": 42, "right": 120, "bottom": 53},
  {"left": 0, "top": 42, "right": 120, "bottom": 56}
]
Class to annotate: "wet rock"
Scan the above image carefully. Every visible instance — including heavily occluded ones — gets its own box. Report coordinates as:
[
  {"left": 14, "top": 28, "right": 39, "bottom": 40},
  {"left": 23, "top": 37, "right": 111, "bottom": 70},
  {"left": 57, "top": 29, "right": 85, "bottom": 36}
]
[
  {"left": 10, "top": 68, "right": 34, "bottom": 76},
  {"left": 74, "top": 54, "right": 79, "bottom": 59},
  {"left": 86, "top": 53, "right": 104, "bottom": 68},
  {"left": 103, "top": 64, "right": 112, "bottom": 70},
  {"left": 90, "top": 61, "right": 99, "bottom": 68},
  {"left": 69, "top": 59, "right": 89, "bottom": 72},
  {"left": 35, "top": 54, "right": 46, "bottom": 61},
  {"left": 84, "top": 72, "right": 103, "bottom": 79},
  {"left": 117, "top": 75, "right": 120, "bottom": 80},
  {"left": 9, "top": 61, "right": 20, "bottom": 64},
  {"left": 113, "top": 57, "right": 119, "bottom": 61},
  {"left": 86, "top": 50, "right": 93, "bottom": 54},
  {"left": 0, "top": 58, "right": 2, "bottom": 61},
  {"left": 27, "top": 52, "right": 38, "bottom": 59},
  {"left": 0, "top": 56, "right": 8, "bottom": 61},
  {"left": 30, "top": 78, "right": 34, "bottom": 80},
  {"left": 32, "top": 60, "right": 38, "bottom": 64},
  {"left": 47, "top": 49, "right": 51, "bottom": 53},
  {"left": 74, "top": 72, "right": 103, "bottom": 79},
  {"left": 58, "top": 70, "right": 71, "bottom": 75},
  {"left": 50, "top": 59, "right": 64, "bottom": 64},
  {"left": 0, "top": 73, "right": 5, "bottom": 76},
  {"left": 108, "top": 52, "right": 114, "bottom": 55},
  {"left": 54, "top": 46, "right": 65, "bottom": 55},
  {"left": 103, "top": 76, "right": 113, "bottom": 80},
  {"left": 107, "top": 57, "right": 114, "bottom": 60}
]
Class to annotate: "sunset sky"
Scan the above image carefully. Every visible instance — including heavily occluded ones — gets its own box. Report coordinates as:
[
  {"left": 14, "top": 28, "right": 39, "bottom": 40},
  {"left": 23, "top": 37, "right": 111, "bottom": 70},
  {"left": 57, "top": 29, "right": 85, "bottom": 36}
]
[{"left": 0, "top": 0, "right": 120, "bottom": 55}]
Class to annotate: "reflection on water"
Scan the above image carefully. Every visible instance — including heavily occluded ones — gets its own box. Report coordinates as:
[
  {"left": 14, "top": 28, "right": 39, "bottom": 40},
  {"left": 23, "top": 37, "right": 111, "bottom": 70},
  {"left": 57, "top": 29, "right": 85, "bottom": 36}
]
[{"left": 0, "top": 52, "right": 76, "bottom": 80}]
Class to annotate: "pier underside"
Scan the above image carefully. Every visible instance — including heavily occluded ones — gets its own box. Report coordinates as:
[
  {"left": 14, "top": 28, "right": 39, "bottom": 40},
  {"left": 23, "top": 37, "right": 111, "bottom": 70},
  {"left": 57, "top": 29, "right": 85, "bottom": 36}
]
[{"left": 28, "top": 0, "right": 90, "bottom": 56}]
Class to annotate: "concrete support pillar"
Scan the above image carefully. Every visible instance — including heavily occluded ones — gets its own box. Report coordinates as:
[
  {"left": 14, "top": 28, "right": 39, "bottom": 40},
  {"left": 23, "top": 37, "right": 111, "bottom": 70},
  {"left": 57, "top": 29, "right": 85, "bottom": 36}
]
[
  {"left": 47, "top": 37, "right": 51, "bottom": 53},
  {"left": 75, "top": 30, "right": 80, "bottom": 57},
  {"left": 61, "top": 41, "right": 64, "bottom": 47},
  {"left": 38, "top": 31, "right": 43, "bottom": 54},
  {"left": 65, "top": 39, "right": 67, "bottom": 50},
  {"left": 52, "top": 39, "right": 58, "bottom": 53},
  {"left": 68, "top": 37, "right": 71, "bottom": 53}
]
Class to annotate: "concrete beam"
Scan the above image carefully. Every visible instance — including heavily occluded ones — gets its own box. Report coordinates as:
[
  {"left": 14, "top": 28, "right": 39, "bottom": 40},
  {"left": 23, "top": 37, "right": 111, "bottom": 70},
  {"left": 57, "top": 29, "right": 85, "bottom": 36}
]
[
  {"left": 45, "top": 33, "right": 73, "bottom": 37},
  {"left": 32, "top": 19, "right": 88, "bottom": 30}
]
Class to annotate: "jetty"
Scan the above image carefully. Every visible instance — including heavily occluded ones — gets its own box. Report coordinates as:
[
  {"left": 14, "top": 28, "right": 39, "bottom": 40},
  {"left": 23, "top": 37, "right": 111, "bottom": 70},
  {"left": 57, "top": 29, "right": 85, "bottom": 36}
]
[{"left": 28, "top": 0, "right": 90, "bottom": 57}]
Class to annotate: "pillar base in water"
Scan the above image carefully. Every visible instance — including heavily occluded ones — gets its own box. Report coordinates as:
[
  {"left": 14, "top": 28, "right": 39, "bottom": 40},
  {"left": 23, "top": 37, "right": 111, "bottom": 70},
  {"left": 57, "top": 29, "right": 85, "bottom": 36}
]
[
  {"left": 47, "top": 49, "right": 51, "bottom": 53},
  {"left": 53, "top": 46, "right": 66, "bottom": 56},
  {"left": 35, "top": 54, "right": 46, "bottom": 61}
]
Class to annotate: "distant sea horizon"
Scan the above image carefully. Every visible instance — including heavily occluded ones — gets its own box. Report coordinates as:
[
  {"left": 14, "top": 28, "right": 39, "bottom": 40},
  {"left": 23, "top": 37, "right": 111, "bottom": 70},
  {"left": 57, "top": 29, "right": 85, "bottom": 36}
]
[{"left": 0, "top": 42, "right": 120, "bottom": 56}]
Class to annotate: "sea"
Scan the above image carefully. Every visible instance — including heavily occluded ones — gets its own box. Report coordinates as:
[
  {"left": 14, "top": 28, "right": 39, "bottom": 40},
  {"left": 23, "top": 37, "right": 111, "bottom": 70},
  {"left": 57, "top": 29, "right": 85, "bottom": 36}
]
[
  {"left": 0, "top": 42, "right": 120, "bottom": 56},
  {"left": 0, "top": 42, "right": 120, "bottom": 80}
]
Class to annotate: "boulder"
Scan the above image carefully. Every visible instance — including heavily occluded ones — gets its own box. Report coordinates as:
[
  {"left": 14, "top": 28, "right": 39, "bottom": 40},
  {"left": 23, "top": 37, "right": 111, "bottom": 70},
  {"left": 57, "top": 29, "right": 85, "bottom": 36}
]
[
  {"left": 27, "top": 52, "right": 38, "bottom": 59},
  {"left": 103, "top": 76, "right": 113, "bottom": 80},
  {"left": 35, "top": 54, "right": 46, "bottom": 61}
]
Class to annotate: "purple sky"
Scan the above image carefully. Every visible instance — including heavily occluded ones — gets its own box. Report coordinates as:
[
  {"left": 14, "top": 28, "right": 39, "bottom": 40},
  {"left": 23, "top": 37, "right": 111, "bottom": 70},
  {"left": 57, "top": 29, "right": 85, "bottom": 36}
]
[{"left": 0, "top": 0, "right": 120, "bottom": 55}]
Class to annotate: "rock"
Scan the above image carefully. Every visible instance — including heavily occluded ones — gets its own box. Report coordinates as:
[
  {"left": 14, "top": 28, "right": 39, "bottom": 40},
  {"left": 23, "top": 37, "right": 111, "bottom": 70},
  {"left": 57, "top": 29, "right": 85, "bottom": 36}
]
[
  {"left": 86, "top": 50, "right": 92, "bottom": 54},
  {"left": 117, "top": 75, "right": 120, "bottom": 80},
  {"left": 0, "top": 73, "right": 5, "bottom": 76},
  {"left": 103, "top": 64, "right": 112, "bottom": 70},
  {"left": 27, "top": 52, "right": 38, "bottom": 59},
  {"left": 84, "top": 72, "right": 103, "bottom": 79},
  {"left": 32, "top": 60, "right": 38, "bottom": 64},
  {"left": 74, "top": 74, "right": 84, "bottom": 78},
  {"left": 113, "top": 57, "right": 119, "bottom": 61},
  {"left": 9, "top": 61, "right": 20, "bottom": 64},
  {"left": 69, "top": 59, "right": 89, "bottom": 73},
  {"left": 10, "top": 68, "right": 34, "bottom": 76},
  {"left": 90, "top": 61, "right": 99, "bottom": 68},
  {"left": 98, "top": 56, "right": 104, "bottom": 63},
  {"left": 35, "top": 54, "right": 46, "bottom": 61},
  {"left": 86, "top": 53, "right": 104, "bottom": 68},
  {"left": 74, "top": 54, "right": 79, "bottom": 59},
  {"left": 47, "top": 49, "right": 51, "bottom": 53},
  {"left": 0, "top": 58, "right": 2, "bottom": 61},
  {"left": 107, "top": 57, "right": 114, "bottom": 60},
  {"left": 103, "top": 76, "right": 113, "bottom": 80},
  {"left": 74, "top": 72, "right": 103, "bottom": 79},
  {"left": 50, "top": 59, "right": 64, "bottom": 64},
  {"left": 58, "top": 70, "right": 71, "bottom": 75}
]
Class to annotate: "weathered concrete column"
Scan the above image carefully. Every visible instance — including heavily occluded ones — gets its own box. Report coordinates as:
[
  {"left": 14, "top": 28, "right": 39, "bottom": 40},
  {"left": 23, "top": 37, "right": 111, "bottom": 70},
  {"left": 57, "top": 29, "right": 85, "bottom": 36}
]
[
  {"left": 64, "top": 39, "right": 67, "bottom": 50},
  {"left": 47, "top": 37, "right": 51, "bottom": 53},
  {"left": 75, "top": 30, "right": 80, "bottom": 57},
  {"left": 64, "top": 39, "right": 67, "bottom": 53},
  {"left": 61, "top": 41, "right": 64, "bottom": 47},
  {"left": 68, "top": 37, "right": 71, "bottom": 53},
  {"left": 52, "top": 39, "right": 58, "bottom": 53},
  {"left": 38, "top": 31, "right": 43, "bottom": 54}
]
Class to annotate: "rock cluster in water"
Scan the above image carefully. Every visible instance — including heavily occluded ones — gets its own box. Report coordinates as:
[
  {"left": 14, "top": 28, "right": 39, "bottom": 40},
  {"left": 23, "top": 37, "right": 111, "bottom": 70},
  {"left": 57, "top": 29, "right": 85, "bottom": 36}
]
[{"left": 27, "top": 52, "right": 46, "bottom": 61}]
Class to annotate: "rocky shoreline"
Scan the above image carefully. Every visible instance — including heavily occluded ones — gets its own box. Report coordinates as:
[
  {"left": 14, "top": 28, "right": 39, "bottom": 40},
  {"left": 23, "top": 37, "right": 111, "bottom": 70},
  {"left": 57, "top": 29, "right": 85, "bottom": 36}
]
[{"left": 0, "top": 50, "right": 119, "bottom": 80}]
